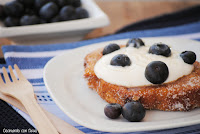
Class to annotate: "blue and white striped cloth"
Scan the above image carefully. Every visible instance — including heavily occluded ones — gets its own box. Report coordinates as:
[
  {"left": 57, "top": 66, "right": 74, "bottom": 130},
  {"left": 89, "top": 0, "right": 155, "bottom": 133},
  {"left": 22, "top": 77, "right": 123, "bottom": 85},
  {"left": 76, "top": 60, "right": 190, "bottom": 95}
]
[{"left": 2, "top": 21, "right": 200, "bottom": 134}]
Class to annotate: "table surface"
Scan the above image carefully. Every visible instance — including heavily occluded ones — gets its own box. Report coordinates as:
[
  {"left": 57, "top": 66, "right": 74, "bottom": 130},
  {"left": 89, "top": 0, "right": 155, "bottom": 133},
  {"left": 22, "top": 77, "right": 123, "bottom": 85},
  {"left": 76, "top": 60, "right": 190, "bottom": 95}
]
[
  {"left": 0, "top": 0, "right": 200, "bottom": 56},
  {"left": 85, "top": 0, "right": 200, "bottom": 39}
]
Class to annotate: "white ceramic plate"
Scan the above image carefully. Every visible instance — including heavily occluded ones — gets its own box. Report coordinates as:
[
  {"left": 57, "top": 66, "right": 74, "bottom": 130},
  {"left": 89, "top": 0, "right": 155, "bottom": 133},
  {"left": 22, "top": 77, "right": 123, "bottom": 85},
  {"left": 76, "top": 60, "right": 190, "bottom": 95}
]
[{"left": 44, "top": 37, "right": 200, "bottom": 132}]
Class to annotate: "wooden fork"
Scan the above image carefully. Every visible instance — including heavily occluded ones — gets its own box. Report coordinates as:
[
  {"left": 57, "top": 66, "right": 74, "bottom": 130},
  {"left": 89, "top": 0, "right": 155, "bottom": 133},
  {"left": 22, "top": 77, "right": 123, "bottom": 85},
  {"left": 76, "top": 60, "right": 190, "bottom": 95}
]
[{"left": 0, "top": 65, "right": 59, "bottom": 134}]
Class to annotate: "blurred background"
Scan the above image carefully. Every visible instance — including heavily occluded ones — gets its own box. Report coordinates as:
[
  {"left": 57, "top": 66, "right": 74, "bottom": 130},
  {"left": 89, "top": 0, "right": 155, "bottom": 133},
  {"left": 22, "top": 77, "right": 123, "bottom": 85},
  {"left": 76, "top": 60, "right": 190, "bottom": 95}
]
[{"left": 86, "top": 0, "right": 200, "bottom": 39}]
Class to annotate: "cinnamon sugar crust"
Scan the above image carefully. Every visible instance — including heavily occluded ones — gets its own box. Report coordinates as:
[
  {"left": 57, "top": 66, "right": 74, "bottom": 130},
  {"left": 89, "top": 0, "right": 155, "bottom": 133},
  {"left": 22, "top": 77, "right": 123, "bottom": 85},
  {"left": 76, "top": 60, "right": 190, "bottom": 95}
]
[{"left": 84, "top": 47, "right": 200, "bottom": 111}]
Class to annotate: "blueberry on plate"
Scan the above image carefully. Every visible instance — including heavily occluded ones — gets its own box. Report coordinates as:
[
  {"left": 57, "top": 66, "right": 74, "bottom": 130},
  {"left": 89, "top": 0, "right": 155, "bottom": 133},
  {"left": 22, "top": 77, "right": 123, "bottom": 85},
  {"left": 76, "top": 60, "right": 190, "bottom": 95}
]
[
  {"left": 122, "top": 101, "right": 146, "bottom": 122},
  {"left": 102, "top": 43, "right": 120, "bottom": 55},
  {"left": 39, "top": 2, "right": 59, "bottom": 20},
  {"left": 20, "top": 15, "right": 40, "bottom": 26},
  {"left": 35, "top": 0, "right": 49, "bottom": 9},
  {"left": 149, "top": 43, "right": 171, "bottom": 57},
  {"left": 4, "top": 1, "right": 24, "bottom": 17},
  {"left": 110, "top": 54, "right": 131, "bottom": 67},
  {"left": 145, "top": 61, "right": 169, "bottom": 84},
  {"left": 17, "top": 0, "right": 35, "bottom": 7},
  {"left": 4, "top": 17, "right": 20, "bottom": 27},
  {"left": 76, "top": 7, "right": 89, "bottom": 19},
  {"left": 180, "top": 51, "right": 196, "bottom": 64},
  {"left": 126, "top": 38, "right": 145, "bottom": 48},
  {"left": 104, "top": 103, "right": 122, "bottom": 119},
  {"left": 60, "top": 6, "right": 75, "bottom": 21}
]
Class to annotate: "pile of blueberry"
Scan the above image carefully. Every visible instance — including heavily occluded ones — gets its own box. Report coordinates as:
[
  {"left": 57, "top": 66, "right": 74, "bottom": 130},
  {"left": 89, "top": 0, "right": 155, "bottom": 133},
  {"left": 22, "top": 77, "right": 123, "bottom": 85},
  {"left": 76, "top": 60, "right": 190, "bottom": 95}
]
[
  {"left": 102, "top": 38, "right": 196, "bottom": 85},
  {"left": 104, "top": 101, "right": 146, "bottom": 122},
  {"left": 0, "top": 0, "right": 89, "bottom": 27}
]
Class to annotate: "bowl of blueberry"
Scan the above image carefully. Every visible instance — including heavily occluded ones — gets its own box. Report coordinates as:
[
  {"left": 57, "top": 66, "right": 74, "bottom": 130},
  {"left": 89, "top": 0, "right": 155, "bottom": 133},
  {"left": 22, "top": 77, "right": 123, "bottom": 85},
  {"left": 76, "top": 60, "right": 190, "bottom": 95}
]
[{"left": 0, "top": 0, "right": 110, "bottom": 44}]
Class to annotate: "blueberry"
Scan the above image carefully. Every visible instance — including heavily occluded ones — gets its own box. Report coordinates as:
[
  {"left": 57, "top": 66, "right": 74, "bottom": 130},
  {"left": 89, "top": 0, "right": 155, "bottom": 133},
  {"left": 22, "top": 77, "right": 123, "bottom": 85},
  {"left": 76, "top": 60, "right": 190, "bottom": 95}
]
[
  {"left": 102, "top": 43, "right": 120, "bottom": 55},
  {"left": 145, "top": 61, "right": 169, "bottom": 84},
  {"left": 39, "top": 2, "right": 59, "bottom": 20},
  {"left": 149, "top": 43, "right": 171, "bottom": 57},
  {"left": 0, "top": 5, "right": 5, "bottom": 20},
  {"left": 4, "top": 17, "right": 20, "bottom": 27},
  {"left": 104, "top": 103, "right": 122, "bottom": 119},
  {"left": 50, "top": 0, "right": 59, "bottom": 5},
  {"left": 35, "top": 0, "right": 49, "bottom": 9},
  {"left": 20, "top": 15, "right": 40, "bottom": 26},
  {"left": 24, "top": 8, "right": 37, "bottom": 15},
  {"left": 110, "top": 54, "right": 131, "bottom": 67},
  {"left": 122, "top": 101, "right": 146, "bottom": 122},
  {"left": 4, "top": 1, "right": 24, "bottom": 17},
  {"left": 60, "top": 6, "right": 75, "bottom": 21},
  {"left": 57, "top": 0, "right": 72, "bottom": 7},
  {"left": 76, "top": 7, "right": 89, "bottom": 19},
  {"left": 180, "top": 51, "right": 196, "bottom": 64},
  {"left": 72, "top": 0, "right": 81, "bottom": 7},
  {"left": 40, "top": 18, "right": 48, "bottom": 24},
  {"left": 126, "top": 38, "right": 145, "bottom": 48},
  {"left": 17, "top": 0, "right": 35, "bottom": 7},
  {"left": 51, "top": 15, "right": 61, "bottom": 22}
]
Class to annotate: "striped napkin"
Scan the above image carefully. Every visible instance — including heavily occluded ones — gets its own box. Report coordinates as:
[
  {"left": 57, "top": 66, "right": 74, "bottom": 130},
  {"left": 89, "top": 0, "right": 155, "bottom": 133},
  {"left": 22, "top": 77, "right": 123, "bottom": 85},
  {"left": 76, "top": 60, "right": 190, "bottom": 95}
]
[{"left": 1, "top": 20, "right": 200, "bottom": 134}]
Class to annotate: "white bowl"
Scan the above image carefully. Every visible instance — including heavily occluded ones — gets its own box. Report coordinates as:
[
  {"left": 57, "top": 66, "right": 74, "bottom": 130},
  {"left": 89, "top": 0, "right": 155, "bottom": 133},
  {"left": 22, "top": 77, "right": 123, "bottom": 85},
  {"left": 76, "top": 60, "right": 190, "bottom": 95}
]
[{"left": 0, "top": 0, "right": 110, "bottom": 45}]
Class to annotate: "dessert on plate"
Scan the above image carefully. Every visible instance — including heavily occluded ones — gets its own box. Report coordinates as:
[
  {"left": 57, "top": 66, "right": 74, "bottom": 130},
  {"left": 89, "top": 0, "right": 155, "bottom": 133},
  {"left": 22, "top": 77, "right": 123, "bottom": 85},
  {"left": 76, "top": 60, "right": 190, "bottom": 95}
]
[{"left": 84, "top": 38, "right": 200, "bottom": 111}]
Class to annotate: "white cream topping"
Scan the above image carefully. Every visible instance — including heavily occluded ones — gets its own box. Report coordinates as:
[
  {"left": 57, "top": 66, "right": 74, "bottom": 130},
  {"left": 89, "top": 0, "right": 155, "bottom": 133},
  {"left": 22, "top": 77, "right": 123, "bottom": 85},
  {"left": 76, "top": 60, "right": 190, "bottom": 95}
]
[{"left": 94, "top": 45, "right": 194, "bottom": 87}]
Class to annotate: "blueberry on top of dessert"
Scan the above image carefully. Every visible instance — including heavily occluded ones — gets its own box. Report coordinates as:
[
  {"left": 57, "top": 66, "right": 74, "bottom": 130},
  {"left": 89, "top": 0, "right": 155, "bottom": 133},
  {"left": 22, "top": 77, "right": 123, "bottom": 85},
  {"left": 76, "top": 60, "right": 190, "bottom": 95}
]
[
  {"left": 126, "top": 38, "right": 145, "bottom": 48},
  {"left": 103, "top": 43, "right": 120, "bottom": 55},
  {"left": 110, "top": 54, "right": 131, "bottom": 67},
  {"left": 180, "top": 51, "right": 196, "bottom": 64},
  {"left": 145, "top": 61, "right": 169, "bottom": 84},
  {"left": 149, "top": 43, "right": 171, "bottom": 57}
]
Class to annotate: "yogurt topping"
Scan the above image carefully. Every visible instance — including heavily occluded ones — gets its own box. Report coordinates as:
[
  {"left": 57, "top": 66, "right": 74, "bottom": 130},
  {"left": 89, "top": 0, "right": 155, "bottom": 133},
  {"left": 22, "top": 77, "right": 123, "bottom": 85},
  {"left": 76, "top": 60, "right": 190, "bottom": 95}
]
[{"left": 94, "top": 45, "right": 194, "bottom": 87}]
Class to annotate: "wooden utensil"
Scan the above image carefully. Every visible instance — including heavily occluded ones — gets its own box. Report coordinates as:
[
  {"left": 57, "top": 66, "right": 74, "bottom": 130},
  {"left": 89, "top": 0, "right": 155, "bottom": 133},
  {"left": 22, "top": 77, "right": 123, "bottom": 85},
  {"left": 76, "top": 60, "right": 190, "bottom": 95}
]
[
  {"left": 0, "top": 92, "right": 85, "bottom": 134},
  {"left": 0, "top": 65, "right": 59, "bottom": 134}
]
